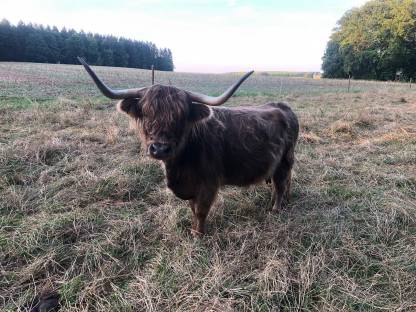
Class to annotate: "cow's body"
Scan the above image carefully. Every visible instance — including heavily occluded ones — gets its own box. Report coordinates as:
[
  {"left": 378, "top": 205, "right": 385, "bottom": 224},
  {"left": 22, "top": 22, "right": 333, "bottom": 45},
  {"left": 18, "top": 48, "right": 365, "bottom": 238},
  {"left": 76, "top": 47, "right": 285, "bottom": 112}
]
[
  {"left": 161, "top": 101, "right": 299, "bottom": 235},
  {"left": 78, "top": 58, "right": 299, "bottom": 236},
  {"left": 165, "top": 102, "right": 298, "bottom": 199}
]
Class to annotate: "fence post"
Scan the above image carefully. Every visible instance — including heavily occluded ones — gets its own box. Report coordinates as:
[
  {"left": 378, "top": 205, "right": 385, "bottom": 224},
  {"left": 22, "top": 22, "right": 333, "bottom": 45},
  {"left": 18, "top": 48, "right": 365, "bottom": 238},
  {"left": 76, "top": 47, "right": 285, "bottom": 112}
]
[
  {"left": 348, "top": 75, "right": 351, "bottom": 93},
  {"left": 151, "top": 65, "right": 155, "bottom": 85}
]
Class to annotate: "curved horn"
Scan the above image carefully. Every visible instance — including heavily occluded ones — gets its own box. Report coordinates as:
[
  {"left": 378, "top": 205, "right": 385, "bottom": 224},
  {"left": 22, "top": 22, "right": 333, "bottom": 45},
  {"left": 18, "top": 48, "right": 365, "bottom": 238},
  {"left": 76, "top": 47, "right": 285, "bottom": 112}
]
[
  {"left": 77, "top": 57, "right": 146, "bottom": 99},
  {"left": 186, "top": 71, "right": 254, "bottom": 106}
]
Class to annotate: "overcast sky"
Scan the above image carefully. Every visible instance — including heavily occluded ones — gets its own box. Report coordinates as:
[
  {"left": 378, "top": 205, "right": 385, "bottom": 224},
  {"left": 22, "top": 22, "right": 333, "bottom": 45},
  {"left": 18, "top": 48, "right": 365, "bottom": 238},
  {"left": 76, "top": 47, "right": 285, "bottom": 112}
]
[{"left": 2, "top": 0, "right": 368, "bottom": 73}]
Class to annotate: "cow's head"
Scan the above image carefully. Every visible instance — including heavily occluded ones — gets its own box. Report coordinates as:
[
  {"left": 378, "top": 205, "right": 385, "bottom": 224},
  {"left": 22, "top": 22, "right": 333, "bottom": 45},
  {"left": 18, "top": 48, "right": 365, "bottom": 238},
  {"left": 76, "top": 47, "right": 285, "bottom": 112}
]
[{"left": 78, "top": 57, "right": 253, "bottom": 160}]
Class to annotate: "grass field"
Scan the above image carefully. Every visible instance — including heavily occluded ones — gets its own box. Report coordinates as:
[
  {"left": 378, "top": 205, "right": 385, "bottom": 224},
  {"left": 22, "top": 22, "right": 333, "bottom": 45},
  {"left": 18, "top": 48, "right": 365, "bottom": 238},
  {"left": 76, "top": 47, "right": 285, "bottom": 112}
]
[{"left": 1, "top": 62, "right": 415, "bottom": 311}]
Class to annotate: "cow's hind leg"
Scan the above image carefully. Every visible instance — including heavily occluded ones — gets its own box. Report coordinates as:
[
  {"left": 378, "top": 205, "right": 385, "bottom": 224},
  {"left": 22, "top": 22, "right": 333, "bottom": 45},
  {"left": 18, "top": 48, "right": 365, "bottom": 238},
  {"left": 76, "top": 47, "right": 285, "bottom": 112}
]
[{"left": 272, "top": 148, "right": 294, "bottom": 212}]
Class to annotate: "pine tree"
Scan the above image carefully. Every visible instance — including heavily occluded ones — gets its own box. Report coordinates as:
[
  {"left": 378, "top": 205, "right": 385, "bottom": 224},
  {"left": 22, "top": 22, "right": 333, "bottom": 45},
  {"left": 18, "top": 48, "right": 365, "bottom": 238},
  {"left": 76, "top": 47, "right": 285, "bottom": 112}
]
[
  {"left": 0, "top": 19, "right": 15, "bottom": 61},
  {"left": 0, "top": 20, "right": 174, "bottom": 71}
]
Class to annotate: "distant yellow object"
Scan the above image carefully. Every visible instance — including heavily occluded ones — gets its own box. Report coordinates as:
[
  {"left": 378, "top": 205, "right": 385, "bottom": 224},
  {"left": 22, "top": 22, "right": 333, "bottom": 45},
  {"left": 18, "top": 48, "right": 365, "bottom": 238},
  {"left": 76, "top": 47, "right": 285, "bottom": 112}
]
[{"left": 313, "top": 73, "right": 322, "bottom": 80}]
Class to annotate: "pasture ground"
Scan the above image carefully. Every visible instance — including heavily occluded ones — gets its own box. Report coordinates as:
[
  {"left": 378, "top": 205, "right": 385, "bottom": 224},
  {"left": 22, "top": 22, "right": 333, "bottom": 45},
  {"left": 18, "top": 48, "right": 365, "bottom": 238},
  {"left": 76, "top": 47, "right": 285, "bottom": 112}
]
[{"left": 1, "top": 63, "right": 416, "bottom": 311}]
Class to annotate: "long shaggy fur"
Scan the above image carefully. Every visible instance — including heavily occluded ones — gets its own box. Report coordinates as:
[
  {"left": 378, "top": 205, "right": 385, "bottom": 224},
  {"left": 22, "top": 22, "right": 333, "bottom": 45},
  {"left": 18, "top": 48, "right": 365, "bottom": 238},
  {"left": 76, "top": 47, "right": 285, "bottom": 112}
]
[{"left": 118, "top": 85, "right": 299, "bottom": 235}]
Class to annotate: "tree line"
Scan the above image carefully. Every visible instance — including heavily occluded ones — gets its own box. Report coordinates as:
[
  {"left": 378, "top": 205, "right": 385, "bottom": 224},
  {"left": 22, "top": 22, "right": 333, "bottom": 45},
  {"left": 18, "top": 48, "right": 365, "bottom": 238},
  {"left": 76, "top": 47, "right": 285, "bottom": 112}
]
[
  {"left": 0, "top": 19, "right": 174, "bottom": 71},
  {"left": 322, "top": 0, "right": 416, "bottom": 81}
]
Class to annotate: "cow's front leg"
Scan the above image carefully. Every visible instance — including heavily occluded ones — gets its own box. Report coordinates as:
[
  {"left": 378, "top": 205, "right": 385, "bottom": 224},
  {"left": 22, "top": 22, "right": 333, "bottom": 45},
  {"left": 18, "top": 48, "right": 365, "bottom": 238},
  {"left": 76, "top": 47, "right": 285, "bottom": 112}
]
[
  {"left": 189, "top": 200, "right": 197, "bottom": 232},
  {"left": 190, "top": 185, "right": 218, "bottom": 236}
]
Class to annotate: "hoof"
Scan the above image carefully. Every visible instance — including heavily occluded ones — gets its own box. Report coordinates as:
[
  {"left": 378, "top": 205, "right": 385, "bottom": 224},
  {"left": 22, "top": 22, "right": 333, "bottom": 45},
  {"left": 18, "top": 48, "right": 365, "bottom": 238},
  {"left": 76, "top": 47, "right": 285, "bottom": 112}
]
[
  {"left": 191, "top": 229, "right": 205, "bottom": 238},
  {"left": 272, "top": 203, "right": 282, "bottom": 213}
]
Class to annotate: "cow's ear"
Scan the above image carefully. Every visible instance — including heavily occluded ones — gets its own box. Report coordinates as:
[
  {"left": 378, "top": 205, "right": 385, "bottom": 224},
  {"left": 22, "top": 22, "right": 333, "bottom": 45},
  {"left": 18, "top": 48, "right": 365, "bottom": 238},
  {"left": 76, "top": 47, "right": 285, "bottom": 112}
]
[
  {"left": 117, "top": 98, "right": 142, "bottom": 119},
  {"left": 189, "top": 103, "right": 211, "bottom": 122}
]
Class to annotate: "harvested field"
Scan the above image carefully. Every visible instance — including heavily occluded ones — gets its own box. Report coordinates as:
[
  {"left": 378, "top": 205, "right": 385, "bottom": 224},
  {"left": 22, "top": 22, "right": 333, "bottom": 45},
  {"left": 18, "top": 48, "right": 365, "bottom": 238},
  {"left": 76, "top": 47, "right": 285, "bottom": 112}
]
[{"left": 1, "top": 62, "right": 415, "bottom": 311}]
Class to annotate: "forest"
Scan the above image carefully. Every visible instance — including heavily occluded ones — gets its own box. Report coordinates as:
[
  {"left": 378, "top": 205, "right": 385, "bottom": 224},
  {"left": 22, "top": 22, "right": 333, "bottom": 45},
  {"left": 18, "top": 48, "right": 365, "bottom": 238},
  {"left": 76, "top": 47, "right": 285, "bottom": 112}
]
[
  {"left": 0, "top": 19, "right": 174, "bottom": 71},
  {"left": 322, "top": 0, "right": 416, "bottom": 80}
]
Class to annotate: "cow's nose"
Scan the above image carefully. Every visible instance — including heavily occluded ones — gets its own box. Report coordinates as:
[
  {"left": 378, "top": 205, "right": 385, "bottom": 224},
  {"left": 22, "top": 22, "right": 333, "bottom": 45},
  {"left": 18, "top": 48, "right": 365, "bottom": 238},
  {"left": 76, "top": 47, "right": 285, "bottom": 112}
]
[{"left": 149, "top": 143, "right": 171, "bottom": 158}]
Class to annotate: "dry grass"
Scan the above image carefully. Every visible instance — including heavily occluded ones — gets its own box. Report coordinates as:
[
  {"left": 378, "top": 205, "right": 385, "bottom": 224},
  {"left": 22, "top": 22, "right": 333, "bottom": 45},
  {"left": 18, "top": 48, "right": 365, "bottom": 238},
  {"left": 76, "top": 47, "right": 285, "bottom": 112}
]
[{"left": 1, "top": 63, "right": 416, "bottom": 311}]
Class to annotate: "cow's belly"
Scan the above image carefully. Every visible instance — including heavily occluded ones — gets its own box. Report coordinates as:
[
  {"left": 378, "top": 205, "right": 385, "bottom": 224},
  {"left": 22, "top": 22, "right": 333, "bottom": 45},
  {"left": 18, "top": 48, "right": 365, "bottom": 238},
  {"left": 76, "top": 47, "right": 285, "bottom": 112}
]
[
  {"left": 223, "top": 158, "right": 275, "bottom": 186},
  {"left": 222, "top": 146, "right": 282, "bottom": 187},
  {"left": 223, "top": 169, "right": 268, "bottom": 186}
]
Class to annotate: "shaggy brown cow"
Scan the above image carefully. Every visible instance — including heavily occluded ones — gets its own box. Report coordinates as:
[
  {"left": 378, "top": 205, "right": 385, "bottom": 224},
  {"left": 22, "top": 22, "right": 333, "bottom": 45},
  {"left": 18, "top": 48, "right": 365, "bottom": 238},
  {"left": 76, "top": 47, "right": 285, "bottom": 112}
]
[{"left": 78, "top": 57, "right": 299, "bottom": 236}]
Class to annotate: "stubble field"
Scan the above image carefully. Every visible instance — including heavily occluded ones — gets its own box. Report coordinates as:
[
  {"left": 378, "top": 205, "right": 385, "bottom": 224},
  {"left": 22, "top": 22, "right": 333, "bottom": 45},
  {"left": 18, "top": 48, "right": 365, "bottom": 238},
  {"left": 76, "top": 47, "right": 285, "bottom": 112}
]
[{"left": 1, "top": 62, "right": 415, "bottom": 311}]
